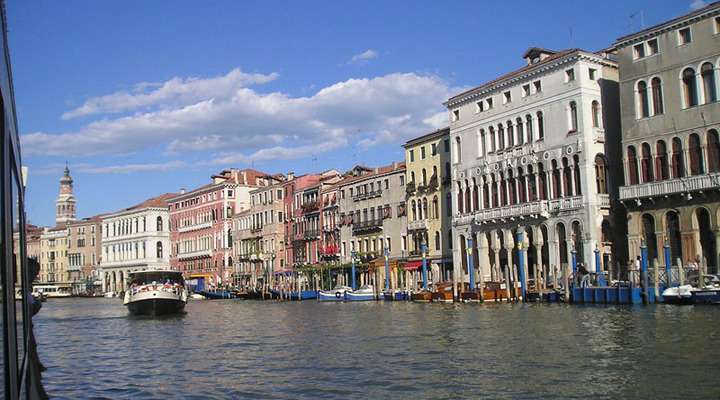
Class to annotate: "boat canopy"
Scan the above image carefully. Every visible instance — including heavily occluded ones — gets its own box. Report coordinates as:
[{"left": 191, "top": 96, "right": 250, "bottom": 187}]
[{"left": 128, "top": 270, "right": 184, "bottom": 285}]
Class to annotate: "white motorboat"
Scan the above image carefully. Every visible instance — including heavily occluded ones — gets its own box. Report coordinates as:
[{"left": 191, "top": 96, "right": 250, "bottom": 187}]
[
  {"left": 318, "top": 285, "right": 351, "bottom": 302},
  {"left": 123, "top": 270, "right": 188, "bottom": 316},
  {"left": 33, "top": 285, "right": 72, "bottom": 298},
  {"left": 662, "top": 285, "right": 694, "bottom": 305},
  {"left": 345, "top": 285, "right": 377, "bottom": 301}
]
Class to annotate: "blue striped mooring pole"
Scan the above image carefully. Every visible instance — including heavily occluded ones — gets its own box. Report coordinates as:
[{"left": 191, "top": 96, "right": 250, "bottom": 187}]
[
  {"left": 351, "top": 250, "right": 357, "bottom": 291},
  {"left": 663, "top": 240, "right": 672, "bottom": 287},
  {"left": 421, "top": 244, "right": 428, "bottom": 290},
  {"left": 641, "top": 238, "right": 649, "bottom": 304},
  {"left": 384, "top": 247, "right": 390, "bottom": 291},
  {"left": 516, "top": 230, "right": 527, "bottom": 302},
  {"left": 466, "top": 237, "right": 475, "bottom": 292},
  {"left": 595, "top": 246, "right": 605, "bottom": 286}
]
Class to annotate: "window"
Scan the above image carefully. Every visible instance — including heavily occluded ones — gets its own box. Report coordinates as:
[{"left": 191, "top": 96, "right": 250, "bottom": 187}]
[
  {"left": 536, "top": 111, "right": 544, "bottom": 140},
  {"left": 452, "top": 109, "right": 460, "bottom": 121},
  {"left": 595, "top": 155, "right": 608, "bottom": 194},
  {"left": 633, "top": 43, "right": 645, "bottom": 59},
  {"left": 637, "top": 81, "right": 650, "bottom": 118},
  {"left": 478, "top": 129, "right": 486, "bottom": 157},
  {"left": 498, "top": 124, "right": 505, "bottom": 150},
  {"left": 503, "top": 91, "right": 511, "bottom": 104},
  {"left": 701, "top": 63, "right": 717, "bottom": 103},
  {"left": 516, "top": 118, "right": 524, "bottom": 144},
  {"left": 678, "top": 27, "right": 692, "bottom": 45},
  {"left": 525, "top": 115, "right": 533, "bottom": 142},
  {"left": 641, "top": 143, "right": 654, "bottom": 182},
  {"left": 444, "top": 139, "right": 450, "bottom": 152},
  {"left": 682, "top": 68, "right": 698, "bottom": 107},
  {"left": 384, "top": 179, "right": 389, "bottom": 189},
  {"left": 453, "top": 136, "right": 461, "bottom": 163},
  {"left": 435, "top": 231, "right": 440, "bottom": 251},
  {"left": 651, "top": 77, "right": 664, "bottom": 115},
  {"left": 588, "top": 68, "right": 597, "bottom": 81},
  {"left": 444, "top": 162, "right": 451, "bottom": 182},
  {"left": 647, "top": 38, "right": 658, "bottom": 55},
  {"left": 409, "top": 149, "right": 415, "bottom": 162},
  {"left": 156, "top": 216, "right": 163, "bottom": 232},
  {"left": 488, "top": 126, "right": 496, "bottom": 152},
  {"left": 689, "top": 133, "right": 704, "bottom": 175},
  {"left": 156, "top": 241, "right": 163, "bottom": 259},
  {"left": 522, "top": 84, "right": 530, "bottom": 97},
  {"left": 716, "top": 16, "right": 720, "bottom": 34},
  {"left": 486, "top": 98, "right": 493, "bottom": 109},
  {"left": 708, "top": 130, "right": 720, "bottom": 172},
  {"left": 476, "top": 101, "right": 484, "bottom": 112},
  {"left": 591, "top": 101, "right": 600, "bottom": 128},
  {"left": 569, "top": 102, "right": 578, "bottom": 132},
  {"left": 533, "top": 80, "right": 542, "bottom": 93},
  {"left": 656, "top": 140, "right": 669, "bottom": 180},
  {"left": 627, "top": 146, "right": 639, "bottom": 185},
  {"left": 565, "top": 68, "right": 575, "bottom": 82},
  {"left": 431, "top": 143, "right": 437, "bottom": 156},
  {"left": 400, "top": 175, "right": 405, "bottom": 186}
]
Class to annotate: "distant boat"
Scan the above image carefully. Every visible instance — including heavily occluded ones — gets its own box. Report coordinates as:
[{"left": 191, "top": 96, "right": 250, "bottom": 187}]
[
  {"left": 123, "top": 270, "right": 188, "bottom": 316},
  {"left": 318, "top": 286, "right": 350, "bottom": 301},
  {"left": 33, "top": 285, "right": 72, "bottom": 298},
  {"left": 345, "top": 285, "right": 377, "bottom": 301},
  {"left": 431, "top": 282, "right": 454, "bottom": 303},
  {"left": 197, "top": 290, "right": 235, "bottom": 300},
  {"left": 383, "top": 289, "right": 409, "bottom": 301}
]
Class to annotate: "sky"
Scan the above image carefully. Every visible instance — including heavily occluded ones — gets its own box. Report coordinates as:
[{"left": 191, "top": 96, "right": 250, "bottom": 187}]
[{"left": 8, "top": 0, "right": 705, "bottom": 227}]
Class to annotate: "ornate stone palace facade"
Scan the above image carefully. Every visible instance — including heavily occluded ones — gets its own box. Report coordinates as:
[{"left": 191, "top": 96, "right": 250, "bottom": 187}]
[
  {"left": 446, "top": 47, "right": 623, "bottom": 296},
  {"left": 615, "top": 2, "right": 720, "bottom": 273}
]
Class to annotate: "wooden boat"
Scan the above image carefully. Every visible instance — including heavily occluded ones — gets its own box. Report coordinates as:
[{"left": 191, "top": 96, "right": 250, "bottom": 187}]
[
  {"left": 345, "top": 285, "right": 377, "bottom": 301},
  {"left": 411, "top": 290, "right": 432, "bottom": 302},
  {"left": 431, "top": 282, "right": 454, "bottom": 303}
]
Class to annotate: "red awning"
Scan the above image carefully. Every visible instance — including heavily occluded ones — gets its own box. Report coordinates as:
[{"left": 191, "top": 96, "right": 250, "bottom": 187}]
[{"left": 405, "top": 260, "right": 423, "bottom": 270}]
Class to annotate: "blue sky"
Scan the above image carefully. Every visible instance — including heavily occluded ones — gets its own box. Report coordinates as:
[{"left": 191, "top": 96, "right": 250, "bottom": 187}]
[{"left": 8, "top": 0, "right": 702, "bottom": 226}]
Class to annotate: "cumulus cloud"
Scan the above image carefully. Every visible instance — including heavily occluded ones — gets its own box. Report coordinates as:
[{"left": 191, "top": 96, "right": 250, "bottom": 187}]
[
  {"left": 348, "top": 49, "right": 378, "bottom": 64},
  {"left": 62, "top": 68, "right": 278, "bottom": 119},
  {"left": 690, "top": 0, "right": 707, "bottom": 10},
  {"left": 23, "top": 69, "right": 456, "bottom": 165}
]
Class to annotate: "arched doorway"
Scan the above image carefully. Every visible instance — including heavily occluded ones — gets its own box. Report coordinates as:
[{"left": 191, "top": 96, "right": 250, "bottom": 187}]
[
  {"left": 572, "top": 221, "right": 584, "bottom": 265},
  {"left": 641, "top": 213, "right": 658, "bottom": 264},
  {"left": 695, "top": 208, "right": 717, "bottom": 273},
  {"left": 556, "top": 223, "right": 568, "bottom": 267},
  {"left": 666, "top": 211, "right": 683, "bottom": 265}
]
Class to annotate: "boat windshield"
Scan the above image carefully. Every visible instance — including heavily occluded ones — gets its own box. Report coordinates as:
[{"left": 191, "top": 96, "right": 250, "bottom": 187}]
[{"left": 129, "top": 271, "right": 184, "bottom": 286}]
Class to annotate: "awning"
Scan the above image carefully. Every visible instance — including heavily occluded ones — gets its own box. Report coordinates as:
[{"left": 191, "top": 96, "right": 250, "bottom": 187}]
[{"left": 405, "top": 260, "right": 423, "bottom": 270}]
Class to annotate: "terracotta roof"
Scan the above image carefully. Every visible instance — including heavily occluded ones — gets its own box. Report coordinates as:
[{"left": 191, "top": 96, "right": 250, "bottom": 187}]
[
  {"left": 338, "top": 162, "right": 405, "bottom": 187},
  {"left": 120, "top": 193, "right": 177, "bottom": 212},
  {"left": 615, "top": 1, "right": 720, "bottom": 46},
  {"left": 446, "top": 48, "right": 581, "bottom": 105}
]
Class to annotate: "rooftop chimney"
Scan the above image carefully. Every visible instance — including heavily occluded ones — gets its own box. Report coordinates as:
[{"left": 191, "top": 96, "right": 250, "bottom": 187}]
[
  {"left": 287, "top": 171, "right": 295, "bottom": 181},
  {"left": 180, "top": 188, "right": 186, "bottom": 194}
]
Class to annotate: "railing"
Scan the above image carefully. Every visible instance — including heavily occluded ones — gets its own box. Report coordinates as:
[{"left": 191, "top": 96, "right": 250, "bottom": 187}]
[
  {"left": 301, "top": 201, "right": 320, "bottom": 213},
  {"left": 304, "top": 229, "right": 320, "bottom": 240},
  {"left": 619, "top": 173, "right": 720, "bottom": 200},
  {"left": 407, "top": 219, "right": 429, "bottom": 231},
  {"left": 250, "top": 226, "right": 262, "bottom": 234},
  {"left": 453, "top": 196, "right": 584, "bottom": 226},
  {"left": 177, "top": 221, "right": 213, "bottom": 233},
  {"left": 177, "top": 249, "right": 213, "bottom": 260},
  {"left": 353, "top": 189, "right": 382, "bottom": 201},
  {"left": 352, "top": 219, "right": 383, "bottom": 234},
  {"left": 598, "top": 194, "right": 611, "bottom": 208}
]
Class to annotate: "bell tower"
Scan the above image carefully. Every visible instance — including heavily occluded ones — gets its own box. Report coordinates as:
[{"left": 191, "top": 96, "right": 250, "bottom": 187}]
[{"left": 56, "top": 163, "right": 76, "bottom": 225}]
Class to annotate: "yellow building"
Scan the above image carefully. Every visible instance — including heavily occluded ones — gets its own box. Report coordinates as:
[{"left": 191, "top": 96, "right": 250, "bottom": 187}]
[
  {"left": 403, "top": 127, "right": 454, "bottom": 283},
  {"left": 39, "top": 225, "right": 71, "bottom": 293}
]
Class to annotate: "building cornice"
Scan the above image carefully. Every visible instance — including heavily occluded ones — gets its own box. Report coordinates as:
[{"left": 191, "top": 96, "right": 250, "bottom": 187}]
[{"left": 102, "top": 206, "right": 170, "bottom": 220}]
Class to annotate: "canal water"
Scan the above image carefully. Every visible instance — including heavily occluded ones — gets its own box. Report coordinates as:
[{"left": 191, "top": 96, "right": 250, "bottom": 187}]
[{"left": 35, "top": 298, "right": 719, "bottom": 399}]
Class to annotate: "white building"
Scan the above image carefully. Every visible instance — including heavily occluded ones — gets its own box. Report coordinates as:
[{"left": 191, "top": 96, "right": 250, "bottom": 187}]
[
  {"left": 100, "top": 193, "right": 175, "bottom": 293},
  {"left": 446, "top": 47, "right": 623, "bottom": 298}
]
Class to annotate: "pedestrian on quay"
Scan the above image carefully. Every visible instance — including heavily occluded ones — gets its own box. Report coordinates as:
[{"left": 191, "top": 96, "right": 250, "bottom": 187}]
[{"left": 26, "top": 258, "right": 49, "bottom": 400}]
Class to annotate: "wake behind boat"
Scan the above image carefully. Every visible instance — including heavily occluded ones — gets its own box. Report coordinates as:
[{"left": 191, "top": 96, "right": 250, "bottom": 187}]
[{"left": 123, "top": 270, "right": 188, "bottom": 316}]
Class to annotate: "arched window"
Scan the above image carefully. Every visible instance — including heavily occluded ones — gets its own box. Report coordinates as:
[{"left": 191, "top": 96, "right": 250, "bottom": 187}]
[
  {"left": 516, "top": 117, "right": 524, "bottom": 144},
  {"left": 507, "top": 121, "right": 514, "bottom": 147},
  {"left": 490, "top": 175, "right": 498, "bottom": 207},
  {"left": 552, "top": 160, "right": 561, "bottom": 198},
  {"left": 479, "top": 129, "right": 486, "bottom": 156},
  {"left": 682, "top": 68, "right": 698, "bottom": 107},
  {"left": 410, "top": 171, "right": 416, "bottom": 184},
  {"left": 537, "top": 111, "right": 544, "bottom": 140},
  {"left": 453, "top": 136, "right": 461, "bottom": 163},
  {"left": 517, "top": 168, "right": 526, "bottom": 203},
  {"left": 432, "top": 196, "right": 439, "bottom": 219},
  {"left": 525, "top": 114, "right": 534, "bottom": 142},
  {"left": 671, "top": 137, "right": 685, "bottom": 178},
  {"left": 411, "top": 200, "right": 417, "bottom": 221},
  {"left": 595, "top": 155, "right": 608, "bottom": 194},
  {"left": 464, "top": 180, "right": 471, "bottom": 212},
  {"left": 708, "top": 130, "right": 720, "bottom": 172},
  {"left": 508, "top": 171, "right": 517, "bottom": 205},
  {"left": 627, "top": 146, "right": 639, "bottom": 185},
  {"left": 156, "top": 216, "right": 163, "bottom": 231},
  {"left": 641, "top": 142, "right": 654, "bottom": 182},
  {"left": 156, "top": 241, "right": 163, "bottom": 259},
  {"left": 446, "top": 193, "right": 452, "bottom": 217},
  {"left": 527, "top": 165, "right": 537, "bottom": 201},
  {"left": 500, "top": 173, "right": 508, "bottom": 205},
  {"left": 689, "top": 133, "right": 704, "bottom": 175},
  {"left": 701, "top": 63, "right": 717, "bottom": 103},
  {"left": 591, "top": 101, "right": 600, "bottom": 128},
  {"left": 562, "top": 158, "right": 572, "bottom": 196},
  {"left": 482, "top": 180, "right": 490, "bottom": 208},
  {"left": 656, "top": 140, "right": 669, "bottom": 180},
  {"left": 498, "top": 124, "right": 505, "bottom": 150},
  {"left": 637, "top": 81, "right": 650, "bottom": 118},
  {"left": 573, "top": 155, "right": 582, "bottom": 196},
  {"left": 422, "top": 198, "right": 428, "bottom": 220},
  {"left": 538, "top": 163, "right": 547, "bottom": 200},
  {"left": 472, "top": 178, "right": 479, "bottom": 211},
  {"left": 569, "top": 102, "right": 578, "bottom": 132},
  {"left": 489, "top": 126, "right": 496, "bottom": 153},
  {"left": 421, "top": 168, "right": 427, "bottom": 186},
  {"left": 434, "top": 231, "right": 441, "bottom": 251},
  {"left": 227, "top": 229, "right": 232, "bottom": 246},
  {"left": 444, "top": 162, "right": 450, "bottom": 183},
  {"left": 651, "top": 77, "right": 664, "bottom": 114},
  {"left": 456, "top": 184, "right": 464, "bottom": 214}
]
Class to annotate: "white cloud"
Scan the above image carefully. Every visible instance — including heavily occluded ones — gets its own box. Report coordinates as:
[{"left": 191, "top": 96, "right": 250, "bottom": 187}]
[
  {"left": 30, "top": 161, "right": 186, "bottom": 176},
  {"left": 62, "top": 68, "right": 278, "bottom": 120},
  {"left": 24, "top": 69, "right": 456, "bottom": 166},
  {"left": 348, "top": 49, "right": 378, "bottom": 64},
  {"left": 690, "top": 0, "right": 707, "bottom": 10}
]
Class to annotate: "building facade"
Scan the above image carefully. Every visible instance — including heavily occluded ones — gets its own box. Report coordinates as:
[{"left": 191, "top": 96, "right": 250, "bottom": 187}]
[
  {"left": 38, "top": 226, "right": 69, "bottom": 291},
  {"left": 338, "top": 163, "right": 407, "bottom": 289},
  {"left": 446, "top": 47, "right": 622, "bottom": 296},
  {"left": 100, "top": 194, "right": 174, "bottom": 293},
  {"left": 284, "top": 173, "right": 322, "bottom": 267},
  {"left": 403, "top": 127, "right": 454, "bottom": 283},
  {"left": 615, "top": 3, "right": 720, "bottom": 273},
  {"left": 169, "top": 169, "right": 272, "bottom": 287},
  {"left": 233, "top": 178, "right": 286, "bottom": 289},
  {"left": 67, "top": 216, "right": 102, "bottom": 294},
  {"left": 320, "top": 181, "right": 342, "bottom": 264}
]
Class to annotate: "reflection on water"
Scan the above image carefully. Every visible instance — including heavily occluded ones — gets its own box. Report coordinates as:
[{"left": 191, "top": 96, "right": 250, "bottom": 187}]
[{"left": 35, "top": 299, "right": 720, "bottom": 399}]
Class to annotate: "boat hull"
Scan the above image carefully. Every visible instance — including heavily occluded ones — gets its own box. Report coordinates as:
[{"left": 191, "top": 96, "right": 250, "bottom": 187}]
[
  {"left": 345, "top": 292, "right": 376, "bottom": 301},
  {"left": 318, "top": 290, "right": 345, "bottom": 301},
  {"left": 127, "top": 298, "right": 186, "bottom": 316},
  {"left": 411, "top": 291, "right": 433, "bottom": 302},
  {"left": 691, "top": 288, "right": 720, "bottom": 304}
]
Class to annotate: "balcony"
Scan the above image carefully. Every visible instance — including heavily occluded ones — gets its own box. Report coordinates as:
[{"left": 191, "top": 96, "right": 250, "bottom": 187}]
[
  {"left": 178, "top": 221, "right": 213, "bottom": 233},
  {"left": 353, "top": 189, "right": 382, "bottom": 201},
  {"left": 177, "top": 249, "right": 213, "bottom": 260},
  {"left": 452, "top": 196, "right": 584, "bottom": 226},
  {"left": 407, "top": 219, "right": 429, "bottom": 231},
  {"left": 619, "top": 173, "right": 720, "bottom": 201},
  {"left": 598, "top": 194, "right": 611, "bottom": 209},
  {"left": 352, "top": 219, "right": 383, "bottom": 234},
  {"left": 304, "top": 229, "right": 320, "bottom": 240},
  {"left": 405, "top": 181, "right": 415, "bottom": 196},
  {"left": 301, "top": 200, "right": 320, "bottom": 213}
]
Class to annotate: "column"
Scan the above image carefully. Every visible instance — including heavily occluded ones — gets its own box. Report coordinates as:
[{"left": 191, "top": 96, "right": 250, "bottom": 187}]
[
  {"left": 514, "top": 177, "right": 520, "bottom": 205},
  {"left": 524, "top": 173, "right": 530, "bottom": 203},
  {"left": 479, "top": 176, "right": 485, "bottom": 210},
  {"left": 546, "top": 171, "right": 553, "bottom": 199},
  {"left": 477, "top": 234, "right": 489, "bottom": 289},
  {"left": 493, "top": 248, "right": 500, "bottom": 283},
  {"left": 569, "top": 162, "right": 577, "bottom": 196}
]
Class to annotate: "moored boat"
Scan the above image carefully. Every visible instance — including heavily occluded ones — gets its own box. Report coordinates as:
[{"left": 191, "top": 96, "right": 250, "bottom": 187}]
[
  {"left": 662, "top": 285, "right": 694, "bottom": 305},
  {"left": 123, "top": 270, "right": 188, "bottom": 316},
  {"left": 383, "top": 289, "right": 409, "bottom": 301},
  {"left": 411, "top": 290, "right": 433, "bottom": 302},
  {"left": 318, "top": 285, "right": 350, "bottom": 301},
  {"left": 345, "top": 285, "right": 377, "bottom": 301},
  {"left": 431, "top": 282, "right": 454, "bottom": 303}
]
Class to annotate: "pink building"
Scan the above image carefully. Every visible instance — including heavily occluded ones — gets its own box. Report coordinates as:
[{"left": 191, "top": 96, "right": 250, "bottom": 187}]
[{"left": 169, "top": 168, "right": 274, "bottom": 289}]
